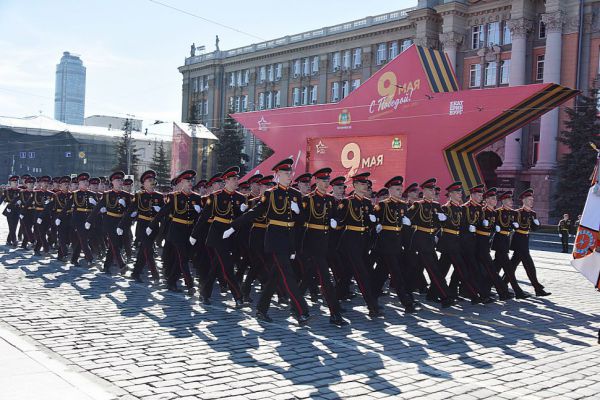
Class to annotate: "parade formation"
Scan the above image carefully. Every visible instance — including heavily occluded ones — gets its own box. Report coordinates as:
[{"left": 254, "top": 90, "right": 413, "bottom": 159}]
[{"left": 0, "top": 159, "right": 552, "bottom": 327}]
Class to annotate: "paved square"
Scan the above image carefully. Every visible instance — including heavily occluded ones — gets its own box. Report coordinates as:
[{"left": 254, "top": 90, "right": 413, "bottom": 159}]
[{"left": 0, "top": 224, "right": 599, "bottom": 399}]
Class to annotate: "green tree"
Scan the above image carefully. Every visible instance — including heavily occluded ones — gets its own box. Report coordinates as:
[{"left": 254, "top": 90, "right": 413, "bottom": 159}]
[
  {"left": 214, "top": 112, "right": 248, "bottom": 174},
  {"left": 554, "top": 90, "right": 600, "bottom": 218},
  {"left": 113, "top": 119, "right": 141, "bottom": 176},
  {"left": 150, "top": 140, "right": 171, "bottom": 185},
  {"left": 257, "top": 141, "right": 274, "bottom": 164}
]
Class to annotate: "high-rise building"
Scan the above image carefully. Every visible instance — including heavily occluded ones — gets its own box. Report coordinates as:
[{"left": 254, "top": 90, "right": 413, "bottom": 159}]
[{"left": 54, "top": 51, "right": 86, "bottom": 125}]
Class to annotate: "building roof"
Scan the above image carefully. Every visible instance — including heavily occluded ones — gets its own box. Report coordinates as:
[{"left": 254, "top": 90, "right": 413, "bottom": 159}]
[{"left": 0, "top": 115, "right": 217, "bottom": 142}]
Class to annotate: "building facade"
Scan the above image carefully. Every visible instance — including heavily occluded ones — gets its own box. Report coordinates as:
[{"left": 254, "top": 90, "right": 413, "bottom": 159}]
[
  {"left": 85, "top": 115, "right": 143, "bottom": 132},
  {"left": 54, "top": 51, "right": 86, "bottom": 125},
  {"left": 179, "top": 0, "right": 600, "bottom": 222}
]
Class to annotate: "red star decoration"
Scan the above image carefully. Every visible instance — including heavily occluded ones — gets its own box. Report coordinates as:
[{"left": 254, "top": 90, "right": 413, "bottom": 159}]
[{"left": 233, "top": 45, "right": 577, "bottom": 189}]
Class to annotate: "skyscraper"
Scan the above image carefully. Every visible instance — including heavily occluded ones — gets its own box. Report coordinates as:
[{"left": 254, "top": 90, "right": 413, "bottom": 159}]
[{"left": 54, "top": 51, "right": 86, "bottom": 125}]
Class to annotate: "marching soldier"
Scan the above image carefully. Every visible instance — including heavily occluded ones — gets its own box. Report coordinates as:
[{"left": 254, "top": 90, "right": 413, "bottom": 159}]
[
  {"left": 18, "top": 176, "right": 36, "bottom": 249},
  {"left": 372, "top": 176, "right": 417, "bottom": 313},
  {"left": 459, "top": 184, "right": 487, "bottom": 300},
  {"left": 63, "top": 173, "right": 97, "bottom": 267},
  {"left": 326, "top": 176, "right": 350, "bottom": 300},
  {"left": 46, "top": 176, "right": 71, "bottom": 261},
  {"left": 298, "top": 167, "right": 348, "bottom": 326},
  {"left": 509, "top": 189, "right": 551, "bottom": 297},
  {"left": 88, "top": 171, "right": 132, "bottom": 274},
  {"left": 1, "top": 175, "right": 21, "bottom": 246},
  {"left": 226, "top": 158, "right": 311, "bottom": 325},
  {"left": 558, "top": 213, "right": 572, "bottom": 253},
  {"left": 405, "top": 178, "right": 455, "bottom": 308},
  {"left": 192, "top": 166, "right": 246, "bottom": 307},
  {"left": 30, "top": 176, "right": 53, "bottom": 256},
  {"left": 119, "top": 170, "right": 164, "bottom": 283}
]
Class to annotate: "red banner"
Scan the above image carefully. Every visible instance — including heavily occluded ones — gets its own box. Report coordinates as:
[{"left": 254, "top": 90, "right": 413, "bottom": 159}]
[{"left": 171, "top": 123, "right": 191, "bottom": 177}]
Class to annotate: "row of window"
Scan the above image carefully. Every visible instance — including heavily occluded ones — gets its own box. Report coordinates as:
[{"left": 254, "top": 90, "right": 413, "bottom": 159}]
[
  {"left": 469, "top": 60, "right": 510, "bottom": 87},
  {"left": 257, "top": 91, "right": 282, "bottom": 109},
  {"left": 374, "top": 39, "right": 413, "bottom": 65},
  {"left": 292, "top": 86, "right": 318, "bottom": 106},
  {"left": 331, "top": 79, "right": 361, "bottom": 102},
  {"left": 191, "top": 76, "right": 209, "bottom": 93},
  {"left": 471, "top": 19, "right": 547, "bottom": 50}
]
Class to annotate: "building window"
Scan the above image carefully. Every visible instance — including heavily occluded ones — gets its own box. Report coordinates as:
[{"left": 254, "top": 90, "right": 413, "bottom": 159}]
[
  {"left": 241, "top": 95, "right": 248, "bottom": 111},
  {"left": 302, "top": 58, "right": 310, "bottom": 76},
  {"left": 487, "top": 22, "right": 500, "bottom": 46},
  {"left": 268, "top": 65, "right": 274, "bottom": 82},
  {"left": 310, "top": 85, "right": 318, "bottom": 104},
  {"left": 342, "top": 50, "right": 351, "bottom": 70},
  {"left": 19, "top": 151, "right": 26, "bottom": 159},
  {"left": 351, "top": 79, "right": 361, "bottom": 91},
  {"left": 293, "top": 60, "right": 301, "bottom": 77},
  {"left": 242, "top": 70, "right": 249, "bottom": 86},
  {"left": 352, "top": 48, "right": 362, "bottom": 68},
  {"left": 332, "top": 52, "right": 341, "bottom": 71},
  {"left": 376, "top": 43, "right": 387, "bottom": 65},
  {"left": 500, "top": 60, "right": 510, "bottom": 84},
  {"left": 191, "top": 77, "right": 198, "bottom": 93},
  {"left": 28, "top": 152, "right": 35, "bottom": 159},
  {"left": 389, "top": 41, "right": 398, "bottom": 60},
  {"left": 532, "top": 135, "right": 540, "bottom": 165},
  {"left": 469, "top": 64, "right": 482, "bottom": 87},
  {"left": 472, "top": 25, "right": 483, "bottom": 49},
  {"left": 235, "top": 96, "right": 241, "bottom": 112},
  {"left": 228, "top": 96, "right": 234, "bottom": 111},
  {"left": 229, "top": 72, "right": 235, "bottom": 87},
  {"left": 539, "top": 21, "right": 546, "bottom": 39},
  {"left": 331, "top": 82, "right": 340, "bottom": 102},
  {"left": 502, "top": 21, "right": 512, "bottom": 45},
  {"left": 301, "top": 86, "right": 308, "bottom": 105},
  {"left": 274, "top": 90, "right": 281, "bottom": 108},
  {"left": 275, "top": 63, "right": 282, "bottom": 80},
  {"left": 342, "top": 80, "right": 350, "bottom": 98},
  {"left": 292, "top": 87, "right": 300, "bottom": 106},
  {"left": 401, "top": 39, "right": 413, "bottom": 52},
  {"left": 236, "top": 71, "right": 242, "bottom": 87},
  {"left": 536, "top": 55, "right": 545, "bottom": 81},
  {"left": 258, "top": 92, "right": 265, "bottom": 110},
  {"left": 484, "top": 62, "right": 497, "bottom": 86},
  {"left": 266, "top": 92, "right": 273, "bottom": 109},
  {"left": 311, "top": 57, "right": 319, "bottom": 75},
  {"left": 259, "top": 66, "right": 266, "bottom": 83}
]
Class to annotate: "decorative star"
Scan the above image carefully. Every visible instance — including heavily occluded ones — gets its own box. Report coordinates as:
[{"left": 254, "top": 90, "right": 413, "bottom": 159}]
[{"left": 233, "top": 45, "right": 577, "bottom": 189}]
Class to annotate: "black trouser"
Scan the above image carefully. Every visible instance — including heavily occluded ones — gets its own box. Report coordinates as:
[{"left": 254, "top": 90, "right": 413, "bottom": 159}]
[
  {"left": 71, "top": 221, "right": 94, "bottom": 263},
  {"left": 510, "top": 250, "right": 544, "bottom": 292},
  {"left": 57, "top": 220, "right": 70, "bottom": 260},
  {"left": 242, "top": 246, "right": 268, "bottom": 298},
  {"left": 342, "top": 241, "right": 379, "bottom": 311},
  {"left": 560, "top": 232, "right": 569, "bottom": 252},
  {"left": 202, "top": 247, "right": 242, "bottom": 301},
  {"left": 161, "top": 240, "right": 173, "bottom": 280},
  {"left": 438, "top": 251, "right": 480, "bottom": 299},
  {"left": 6, "top": 215, "right": 18, "bottom": 245},
  {"left": 167, "top": 242, "right": 193, "bottom": 289},
  {"left": 34, "top": 217, "right": 50, "bottom": 253},
  {"left": 418, "top": 250, "right": 451, "bottom": 300},
  {"left": 495, "top": 250, "right": 523, "bottom": 293},
  {"left": 299, "top": 254, "right": 341, "bottom": 315},
  {"left": 257, "top": 251, "right": 309, "bottom": 317},
  {"left": 105, "top": 232, "right": 126, "bottom": 270},
  {"left": 131, "top": 236, "right": 159, "bottom": 279},
  {"left": 476, "top": 238, "right": 509, "bottom": 297},
  {"left": 378, "top": 253, "right": 415, "bottom": 307},
  {"left": 20, "top": 213, "right": 35, "bottom": 248}
]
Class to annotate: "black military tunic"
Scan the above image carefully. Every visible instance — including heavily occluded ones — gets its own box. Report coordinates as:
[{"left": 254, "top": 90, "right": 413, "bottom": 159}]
[
  {"left": 509, "top": 207, "right": 546, "bottom": 294},
  {"left": 65, "top": 189, "right": 97, "bottom": 264},
  {"left": 1, "top": 187, "right": 21, "bottom": 245}
]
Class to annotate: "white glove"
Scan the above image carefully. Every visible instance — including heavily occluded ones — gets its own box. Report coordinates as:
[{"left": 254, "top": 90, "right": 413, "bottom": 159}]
[
  {"left": 116, "top": 227, "right": 123, "bottom": 236},
  {"left": 16, "top": 200, "right": 21, "bottom": 206},
  {"left": 55, "top": 219, "right": 61, "bottom": 226},
  {"left": 468, "top": 225, "right": 476, "bottom": 233},
  {"left": 512, "top": 222, "right": 519, "bottom": 228},
  {"left": 291, "top": 201, "right": 300, "bottom": 215},
  {"left": 482, "top": 219, "right": 489, "bottom": 227},
  {"left": 19, "top": 214, "right": 23, "bottom": 219},
  {"left": 369, "top": 214, "right": 376, "bottom": 223},
  {"left": 240, "top": 203, "right": 248, "bottom": 212},
  {"left": 36, "top": 218, "right": 42, "bottom": 224},
  {"left": 5, "top": 208, "right": 10, "bottom": 213},
  {"left": 44, "top": 199, "right": 50, "bottom": 205},
  {"left": 495, "top": 225, "right": 501, "bottom": 232},
  {"left": 194, "top": 204, "right": 201, "bottom": 213},
  {"left": 89, "top": 197, "right": 97, "bottom": 206},
  {"left": 146, "top": 227, "right": 152, "bottom": 236},
  {"left": 434, "top": 236, "right": 439, "bottom": 244},
  {"left": 330, "top": 218, "right": 337, "bottom": 229},
  {"left": 100, "top": 207, "right": 107, "bottom": 213},
  {"left": 130, "top": 212, "right": 138, "bottom": 218},
  {"left": 189, "top": 236, "right": 197, "bottom": 246},
  {"left": 223, "top": 227, "right": 235, "bottom": 239},
  {"left": 375, "top": 224, "right": 383, "bottom": 234},
  {"left": 402, "top": 216, "right": 411, "bottom": 226},
  {"left": 437, "top": 213, "right": 447, "bottom": 222},
  {"left": 118, "top": 198, "right": 126, "bottom": 207},
  {"left": 533, "top": 218, "right": 540, "bottom": 226},
  {"left": 593, "top": 183, "right": 600, "bottom": 195},
  {"left": 84, "top": 222, "right": 91, "bottom": 230},
  {"left": 152, "top": 205, "right": 161, "bottom": 212},
  {"left": 290, "top": 253, "right": 296, "bottom": 260},
  {"left": 558, "top": 234, "right": 562, "bottom": 238}
]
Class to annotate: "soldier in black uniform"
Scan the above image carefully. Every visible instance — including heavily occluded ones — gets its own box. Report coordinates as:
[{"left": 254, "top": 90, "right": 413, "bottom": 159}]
[
  {"left": 292, "top": 172, "right": 313, "bottom": 295},
  {"left": 233, "top": 174, "right": 262, "bottom": 286},
  {"left": 558, "top": 213, "right": 572, "bottom": 253},
  {"left": 46, "top": 176, "right": 71, "bottom": 261},
  {"left": 335, "top": 172, "right": 382, "bottom": 317},
  {"left": 121, "top": 177, "right": 135, "bottom": 261},
  {"left": 120, "top": 170, "right": 165, "bottom": 283},
  {"left": 63, "top": 173, "right": 97, "bottom": 267},
  {"left": 29, "top": 176, "right": 53, "bottom": 256},
  {"left": 17, "top": 176, "right": 36, "bottom": 249},
  {"left": 227, "top": 158, "right": 311, "bottom": 325},
  {"left": 403, "top": 182, "right": 427, "bottom": 293},
  {"left": 372, "top": 176, "right": 417, "bottom": 313},
  {"left": 192, "top": 166, "right": 246, "bottom": 307},
  {"left": 459, "top": 184, "right": 487, "bottom": 300},
  {"left": 148, "top": 170, "right": 203, "bottom": 294},
  {"left": 298, "top": 167, "right": 348, "bottom": 326},
  {"left": 509, "top": 189, "right": 551, "bottom": 297},
  {"left": 405, "top": 178, "right": 455, "bottom": 308},
  {"left": 326, "top": 176, "right": 350, "bottom": 300},
  {"left": 1, "top": 175, "right": 21, "bottom": 246},
  {"left": 88, "top": 171, "right": 132, "bottom": 274}
]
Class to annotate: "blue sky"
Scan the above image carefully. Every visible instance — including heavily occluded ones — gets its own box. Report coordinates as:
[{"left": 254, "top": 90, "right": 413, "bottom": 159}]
[{"left": 0, "top": 0, "right": 416, "bottom": 123}]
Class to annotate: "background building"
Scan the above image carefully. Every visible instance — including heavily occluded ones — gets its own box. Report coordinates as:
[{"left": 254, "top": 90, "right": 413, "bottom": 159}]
[
  {"left": 179, "top": 0, "right": 600, "bottom": 222},
  {"left": 0, "top": 115, "right": 217, "bottom": 182},
  {"left": 85, "top": 115, "right": 143, "bottom": 132},
  {"left": 54, "top": 51, "right": 86, "bottom": 125}
]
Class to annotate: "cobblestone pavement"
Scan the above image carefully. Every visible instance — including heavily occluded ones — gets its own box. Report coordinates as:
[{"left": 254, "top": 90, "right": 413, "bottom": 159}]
[{"left": 0, "top": 224, "right": 599, "bottom": 399}]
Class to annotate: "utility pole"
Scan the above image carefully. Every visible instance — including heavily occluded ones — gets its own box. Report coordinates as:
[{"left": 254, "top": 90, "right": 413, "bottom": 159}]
[{"left": 122, "top": 118, "right": 133, "bottom": 175}]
